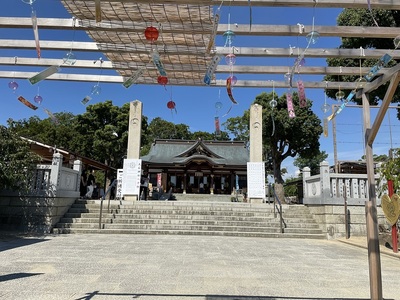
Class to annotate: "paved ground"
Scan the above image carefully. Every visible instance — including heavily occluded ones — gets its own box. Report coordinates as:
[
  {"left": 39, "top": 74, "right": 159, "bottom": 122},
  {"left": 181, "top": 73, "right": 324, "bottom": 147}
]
[{"left": 0, "top": 233, "right": 399, "bottom": 300}]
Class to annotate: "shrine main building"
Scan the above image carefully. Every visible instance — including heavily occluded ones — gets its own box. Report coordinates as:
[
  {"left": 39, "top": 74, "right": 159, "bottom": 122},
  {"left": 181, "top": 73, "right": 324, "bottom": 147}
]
[{"left": 140, "top": 139, "right": 249, "bottom": 195}]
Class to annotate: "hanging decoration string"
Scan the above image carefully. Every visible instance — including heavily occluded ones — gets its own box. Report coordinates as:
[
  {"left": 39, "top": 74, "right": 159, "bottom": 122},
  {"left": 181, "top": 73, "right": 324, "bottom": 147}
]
[{"left": 269, "top": 80, "right": 277, "bottom": 136}]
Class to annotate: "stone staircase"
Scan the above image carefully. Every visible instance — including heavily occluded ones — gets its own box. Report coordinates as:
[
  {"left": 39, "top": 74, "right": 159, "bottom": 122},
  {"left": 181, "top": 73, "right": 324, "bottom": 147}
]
[{"left": 54, "top": 199, "right": 326, "bottom": 239}]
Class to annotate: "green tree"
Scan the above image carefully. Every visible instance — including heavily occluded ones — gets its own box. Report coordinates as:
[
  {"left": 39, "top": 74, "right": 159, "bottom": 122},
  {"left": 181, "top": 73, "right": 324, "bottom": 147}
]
[
  {"left": 147, "top": 117, "right": 191, "bottom": 141},
  {"left": 378, "top": 148, "right": 400, "bottom": 194},
  {"left": 224, "top": 91, "right": 323, "bottom": 202},
  {"left": 73, "top": 101, "right": 131, "bottom": 168},
  {"left": 324, "top": 9, "right": 400, "bottom": 112},
  {"left": 0, "top": 125, "right": 40, "bottom": 191},
  {"left": 294, "top": 150, "right": 328, "bottom": 175}
]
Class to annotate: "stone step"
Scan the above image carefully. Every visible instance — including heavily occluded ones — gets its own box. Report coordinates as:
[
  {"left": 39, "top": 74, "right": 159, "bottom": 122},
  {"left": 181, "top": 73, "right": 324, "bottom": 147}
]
[
  {"left": 53, "top": 228, "right": 326, "bottom": 239},
  {"left": 55, "top": 199, "right": 325, "bottom": 239},
  {"left": 56, "top": 220, "right": 323, "bottom": 234},
  {"left": 58, "top": 216, "right": 320, "bottom": 229}
]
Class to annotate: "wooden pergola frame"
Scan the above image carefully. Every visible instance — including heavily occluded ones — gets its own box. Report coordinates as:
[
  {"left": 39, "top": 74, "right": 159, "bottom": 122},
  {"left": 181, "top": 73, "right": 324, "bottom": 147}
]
[
  {"left": 0, "top": 0, "right": 399, "bottom": 88},
  {"left": 1, "top": 1, "right": 399, "bottom": 298}
]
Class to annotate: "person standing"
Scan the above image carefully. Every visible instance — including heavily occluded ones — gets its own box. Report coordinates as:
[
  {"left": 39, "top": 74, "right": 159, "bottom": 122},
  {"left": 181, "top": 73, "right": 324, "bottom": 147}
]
[
  {"left": 85, "top": 169, "right": 96, "bottom": 199},
  {"left": 80, "top": 170, "right": 87, "bottom": 198},
  {"left": 140, "top": 171, "right": 149, "bottom": 200}
]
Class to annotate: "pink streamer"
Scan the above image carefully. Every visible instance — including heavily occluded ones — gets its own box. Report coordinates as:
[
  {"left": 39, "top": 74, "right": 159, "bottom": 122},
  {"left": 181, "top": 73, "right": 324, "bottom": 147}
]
[
  {"left": 297, "top": 80, "right": 307, "bottom": 108},
  {"left": 286, "top": 92, "right": 295, "bottom": 118}
]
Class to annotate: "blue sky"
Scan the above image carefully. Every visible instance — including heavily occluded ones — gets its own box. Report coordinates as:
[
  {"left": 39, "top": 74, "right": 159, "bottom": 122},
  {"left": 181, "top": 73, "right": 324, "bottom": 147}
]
[{"left": 1, "top": 0, "right": 399, "bottom": 177}]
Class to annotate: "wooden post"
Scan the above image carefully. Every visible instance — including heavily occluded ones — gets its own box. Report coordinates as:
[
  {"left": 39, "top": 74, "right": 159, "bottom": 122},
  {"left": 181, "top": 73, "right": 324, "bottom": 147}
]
[
  {"left": 344, "top": 184, "right": 349, "bottom": 239},
  {"left": 362, "top": 93, "right": 383, "bottom": 300}
]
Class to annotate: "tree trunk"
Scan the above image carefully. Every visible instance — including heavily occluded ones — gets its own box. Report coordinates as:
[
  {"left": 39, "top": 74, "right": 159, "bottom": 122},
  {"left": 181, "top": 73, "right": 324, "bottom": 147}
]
[
  {"left": 274, "top": 182, "right": 286, "bottom": 204},
  {"left": 273, "top": 158, "right": 286, "bottom": 203}
]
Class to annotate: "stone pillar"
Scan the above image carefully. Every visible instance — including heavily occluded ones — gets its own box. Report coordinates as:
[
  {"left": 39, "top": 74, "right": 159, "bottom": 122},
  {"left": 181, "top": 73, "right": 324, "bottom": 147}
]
[
  {"left": 73, "top": 160, "right": 83, "bottom": 193},
  {"left": 127, "top": 100, "right": 143, "bottom": 159},
  {"left": 302, "top": 167, "right": 311, "bottom": 199},
  {"left": 249, "top": 103, "right": 263, "bottom": 203},
  {"left": 320, "top": 161, "right": 330, "bottom": 201},
  {"left": 249, "top": 103, "right": 263, "bottom": 162},
  {"left": 50, "top": 153, "right": 63, "bottom": 197},
  {"left": 126, "top": 100, "right": 143, "bottom": 201}
]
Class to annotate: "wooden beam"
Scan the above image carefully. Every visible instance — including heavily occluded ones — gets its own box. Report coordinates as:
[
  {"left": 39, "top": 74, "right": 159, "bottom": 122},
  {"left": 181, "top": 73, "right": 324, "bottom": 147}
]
[
  {"left": 0, "top": 57, "right": 385, "bottom": 76},
  {"left": 2, "top": 39, "right": 399, "bottom": 59},
  {"left": 100, "top": 0, "right": 400, "bottom": 9},
  {"left": 0, "top": 70, "right": 356, "bottom": 89},
  {"left": 367, "top": 72, "right": 400, "bottom": 146},
  {"left": 357, "top": 63, "right": 400, "bottom": 97},
  {"left": 217, "top": 24, "right": 400, "bottom": 39},
  {"left": 1, "top": 17, "right": 399, "bottom": 39}
]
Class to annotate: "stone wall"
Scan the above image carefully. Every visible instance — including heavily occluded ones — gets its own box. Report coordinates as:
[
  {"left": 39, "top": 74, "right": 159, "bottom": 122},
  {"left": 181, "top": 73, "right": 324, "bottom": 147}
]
[
  {"left": 0, "top": 193, "right": 76, "bottom": 232},
  {"left": 307, "top": 204, "right": 388, "bottom": 240},
  {"left": 0, "top": 153, "right": 82, "bottom": 233}
]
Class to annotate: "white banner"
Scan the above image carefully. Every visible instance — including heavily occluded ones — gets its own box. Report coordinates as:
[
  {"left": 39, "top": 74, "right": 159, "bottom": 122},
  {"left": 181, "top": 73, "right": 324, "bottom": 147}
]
[
  {"left": 247, "top": 162, "right": 266, "bottom": 198},
  {"left": 121, "top": 159, "right": 142, "bottom": 196}
]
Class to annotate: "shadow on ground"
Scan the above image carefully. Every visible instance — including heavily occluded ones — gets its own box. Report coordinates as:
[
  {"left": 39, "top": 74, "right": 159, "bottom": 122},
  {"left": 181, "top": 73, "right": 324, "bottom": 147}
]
[
  {"left": 0, "top": 231, "right": 49, "bottom": 252},
  {"left": 0, "top": 272, "right": 43, "bottom": 282},
  {"left": 75, "top": 291, "right": 388, "bottom": 300}
]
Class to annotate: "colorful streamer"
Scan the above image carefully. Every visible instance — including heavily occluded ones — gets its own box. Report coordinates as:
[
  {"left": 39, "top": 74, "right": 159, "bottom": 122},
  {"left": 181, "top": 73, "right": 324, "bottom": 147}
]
[
  {"left": 18, "top": 96, "right": 38, "bottom": 110},
  {"left": 123, "top": 68, "right": 144, "bottom": 88},
  {"left": 364, "top": 53, "right": 392, "bottom": 82},
  {"left": 81, "top": 96, "right": 91, "bottom": 105},
  {"left": 31, "top": 10, "right": 41, "bottom": 59},
  {"left": 151, "top": 49, "right": 167, "bottom": 77},
  {"left": 297, "top": 80, "right": 307, "bottom": 108},
  {"left": 206, "top": 10, "right": 220, "bottom": 54},
  {"left": 214, "top": 116, "right": 221, "bottom": 136},
  {"left": 204, "top": 55, "right": 221, "bottom": 85},
  {"left": 286, "top": 92, "right": 295, "bottom": 118},
  {"left": 226, "top": 76, "right": 238, "bottom": 104},
  {"left": 43, "top": 108, "right": 59, "bottom": 125},
  {"left": 323, "top": 118, "right": 328, "bottom": 137},
  {"left": 28, "top": 65, "right": 60, "bottom": 85},
  {"left": 327, "top": 102, "right": 346, "bottom": 121}
]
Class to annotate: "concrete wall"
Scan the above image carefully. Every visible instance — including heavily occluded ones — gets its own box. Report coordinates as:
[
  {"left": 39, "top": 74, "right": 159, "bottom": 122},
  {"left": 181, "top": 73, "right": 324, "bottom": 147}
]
[
  {"left": 307, "top": 204, "right": 388, "bottom": 240},
  {"left": 0, "top": 153, "right": 82, "bottom": 233},
  {"left": 0, "top": 192, "right": 76, "bottom": 233}
]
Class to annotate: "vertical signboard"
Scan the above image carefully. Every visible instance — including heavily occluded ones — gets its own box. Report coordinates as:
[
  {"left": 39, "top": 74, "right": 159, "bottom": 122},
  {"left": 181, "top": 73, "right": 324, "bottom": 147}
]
[
  {"left": 115, "top": 169, "right": 123, "bottom": 200},
  {"left": 121, "top": 159, "right": 141, "bottom": 197},
  {"left": 247, "top": 162, "right": 266, "bottom": 198}
]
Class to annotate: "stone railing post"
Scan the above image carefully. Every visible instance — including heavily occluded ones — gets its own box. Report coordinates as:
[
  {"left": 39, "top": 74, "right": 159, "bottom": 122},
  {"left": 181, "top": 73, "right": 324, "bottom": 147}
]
[
  {"left": 302, "top": 167, "right": 311, "bottom": 198},
  {"left": 73, "top": 160, "right": 83, "bottom": 193},
  {"left": 50, "top": 153, "right": 63, "bottom": 197},
  {"left": 320, "top": 161, "right": 330, "bottom": 201}
]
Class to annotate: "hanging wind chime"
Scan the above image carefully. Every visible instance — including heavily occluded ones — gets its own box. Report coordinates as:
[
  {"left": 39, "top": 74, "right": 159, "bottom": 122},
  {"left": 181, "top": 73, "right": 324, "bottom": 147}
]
[
  {"left": 166, "top": 87, "right": 177, "bottom": 115},
  {"left": 269, "top": 81, "right": 277, "bottom": 136},
  {"left": 214, "top": 90, "right": 223, "bottom": 137},
  {"left": 81, "top": 58, "right": 103, "bottom": 105},
  {"left": 321, "top": 83, "right": 331, "bottom": 137}
]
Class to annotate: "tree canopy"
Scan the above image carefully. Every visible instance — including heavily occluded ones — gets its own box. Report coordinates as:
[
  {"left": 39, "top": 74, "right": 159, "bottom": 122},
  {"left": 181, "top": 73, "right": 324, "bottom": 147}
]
[
  {"left": 7, "top": 101, "right": 231, "bottom": 170},
  {"left": 0, "top": 125, "right": 40, "bottom": 191},
  {"left": 324, "top": 8, "right": 400, "bottom": 116},
  {"left": 224, "top": 91, "right": 323, "bottom": 185},
  {"left": 294, "top": 150, "right": 328, "bottom": 175}
]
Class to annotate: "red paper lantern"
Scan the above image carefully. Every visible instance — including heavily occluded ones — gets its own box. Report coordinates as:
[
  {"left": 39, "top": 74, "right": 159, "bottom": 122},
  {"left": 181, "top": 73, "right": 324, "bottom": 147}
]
[
  {"left": 167, "top": 100, "right": 176, "bottom": 110},
  {"left": 144, "top": 26, "right": 159, "bottom": 42},
  {"left": 157, "top": 75, "right": 168, "bottom": 86}
]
